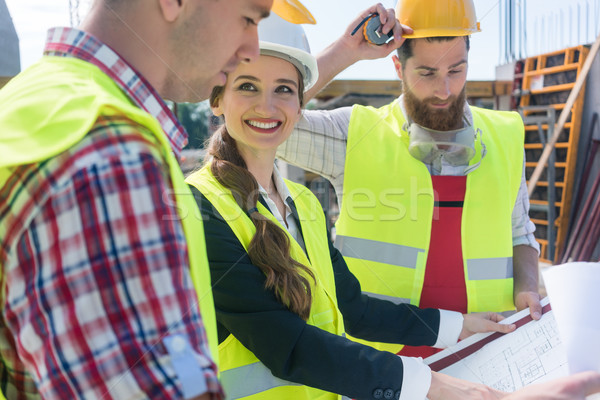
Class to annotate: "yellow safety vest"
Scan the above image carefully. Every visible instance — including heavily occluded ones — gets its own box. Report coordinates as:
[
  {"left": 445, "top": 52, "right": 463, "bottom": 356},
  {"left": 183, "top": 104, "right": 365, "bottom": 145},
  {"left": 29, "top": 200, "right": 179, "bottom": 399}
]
[
  {"left": 335, "top": 102, "right": 523, "bottom": 354},
  {"left": 0, "top": 56, "right": 219, "bottom": 370},
  {"left": 187, "top": 166, "right": 344, "bottom": 400}
]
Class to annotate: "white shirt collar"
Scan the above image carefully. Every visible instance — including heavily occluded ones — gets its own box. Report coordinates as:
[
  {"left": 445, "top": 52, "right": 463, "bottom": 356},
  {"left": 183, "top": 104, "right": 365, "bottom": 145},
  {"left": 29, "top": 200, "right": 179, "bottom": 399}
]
[
  {"left": 256, "top": 164, "right": 293, "bottom": 208},
  {"left": 256, "top": 163, "right": 306, "bottom": 250}
]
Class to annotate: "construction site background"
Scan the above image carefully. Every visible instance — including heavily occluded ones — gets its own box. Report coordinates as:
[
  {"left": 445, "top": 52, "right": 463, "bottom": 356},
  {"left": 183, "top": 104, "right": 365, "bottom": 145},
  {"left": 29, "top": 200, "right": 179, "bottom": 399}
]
[{"left": 1, "top": 0, "right": 599, "bottom": 265}]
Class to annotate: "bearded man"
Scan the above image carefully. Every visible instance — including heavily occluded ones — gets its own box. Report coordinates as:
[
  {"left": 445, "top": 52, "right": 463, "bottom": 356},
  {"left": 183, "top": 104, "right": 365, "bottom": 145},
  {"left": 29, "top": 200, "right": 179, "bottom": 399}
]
[{"left": 277, "top": 0, "right": 542, "bottom": 359}]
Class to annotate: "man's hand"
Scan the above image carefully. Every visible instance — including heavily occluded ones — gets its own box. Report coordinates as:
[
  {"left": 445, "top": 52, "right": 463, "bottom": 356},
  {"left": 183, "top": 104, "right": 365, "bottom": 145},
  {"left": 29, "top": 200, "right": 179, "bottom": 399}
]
[
  {"left": 513, "top": 244, "right": 542, "bottom": 320},
  {"left": 459, "top": 312, "right": 516, "bottom": 340},
  {"left": 505, "top": 371, "right": 600, "bottom": 400},
  {"left": 338, "top": 3, "right": 412, "bottom": 64},
  {"left": 429, "top": 370, "right": 600, "bottom": 400},
  {"left": 305, "top": 3, "right": 413, "bottom": 101},
  {"left": 515, "top": 290, "right": 542, "bottom": 320}
]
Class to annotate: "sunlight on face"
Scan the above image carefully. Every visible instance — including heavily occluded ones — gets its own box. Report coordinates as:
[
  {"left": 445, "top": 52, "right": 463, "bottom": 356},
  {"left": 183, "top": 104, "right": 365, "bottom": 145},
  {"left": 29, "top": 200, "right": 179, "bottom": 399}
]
[
  {"left": 402, "top": 38, "right": 469, "bottom": 130},
  {"left": 212, "top": 55, "right": 302, "bottom": 159},
  {"left": 167, "top": 0, "right": 271, "bottom": 101}
]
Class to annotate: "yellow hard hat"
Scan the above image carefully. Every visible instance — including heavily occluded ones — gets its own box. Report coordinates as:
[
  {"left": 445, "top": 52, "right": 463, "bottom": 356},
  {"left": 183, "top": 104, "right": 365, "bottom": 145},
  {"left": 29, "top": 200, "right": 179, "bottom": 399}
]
[
  {"left": 271, "top": 0, "right": 316, "bottom": 25},
  {"left": 396, "top": 0, "right": 481, "bottom": 38}
]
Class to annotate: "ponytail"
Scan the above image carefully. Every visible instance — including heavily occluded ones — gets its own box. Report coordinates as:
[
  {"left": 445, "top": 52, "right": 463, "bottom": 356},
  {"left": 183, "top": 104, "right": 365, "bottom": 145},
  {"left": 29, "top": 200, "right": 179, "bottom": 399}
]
[{"left": 206, "top": 127, "right": 315, "bottom": 320}]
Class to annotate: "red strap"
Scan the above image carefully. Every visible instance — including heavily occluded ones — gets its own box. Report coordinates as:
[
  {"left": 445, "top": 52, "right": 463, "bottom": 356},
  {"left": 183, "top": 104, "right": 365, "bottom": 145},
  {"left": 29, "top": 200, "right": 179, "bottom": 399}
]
[{"left": 398, "top": 176, "right": 467, "bottom": 358}]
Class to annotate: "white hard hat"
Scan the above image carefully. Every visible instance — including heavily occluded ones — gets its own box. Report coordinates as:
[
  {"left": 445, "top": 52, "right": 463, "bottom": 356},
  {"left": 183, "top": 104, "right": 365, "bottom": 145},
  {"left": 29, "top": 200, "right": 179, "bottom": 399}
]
[{"left": 257, "top": 13, "right": 318, "bottom": 91}]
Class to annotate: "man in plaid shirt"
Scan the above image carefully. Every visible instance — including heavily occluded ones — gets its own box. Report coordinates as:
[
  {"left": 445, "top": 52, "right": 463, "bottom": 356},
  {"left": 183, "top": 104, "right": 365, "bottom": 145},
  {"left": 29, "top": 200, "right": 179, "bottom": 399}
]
[{"left": 0, "top": 0, "right": 297, "bottom": 398}]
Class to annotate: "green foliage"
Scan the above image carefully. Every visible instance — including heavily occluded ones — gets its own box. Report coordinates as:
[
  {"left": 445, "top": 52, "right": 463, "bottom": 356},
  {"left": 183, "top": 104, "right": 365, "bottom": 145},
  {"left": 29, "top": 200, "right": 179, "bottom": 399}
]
[{"left": 176, "top": 100, "right": 212, "bottom": 149}]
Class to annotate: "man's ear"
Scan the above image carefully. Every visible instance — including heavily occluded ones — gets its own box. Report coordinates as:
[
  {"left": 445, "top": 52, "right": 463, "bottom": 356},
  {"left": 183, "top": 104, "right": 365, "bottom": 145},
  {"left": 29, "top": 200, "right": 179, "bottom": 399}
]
[
  {"left": 158, "top": 0, "right": 183, "bottom": 22},
  {"left": 211, "top": 98, "right": 223, "bottom": 117},
  {"left": 392, "top": 55, "right": 403, "bottom": 81}
]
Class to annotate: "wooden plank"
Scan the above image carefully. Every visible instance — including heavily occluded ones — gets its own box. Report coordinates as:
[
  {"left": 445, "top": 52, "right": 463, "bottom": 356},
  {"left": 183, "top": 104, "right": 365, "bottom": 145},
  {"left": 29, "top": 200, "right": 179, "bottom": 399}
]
[
  {"left": 524, "top": 63, "right": 580, "bottom": 76},
  {"left": 530, "top": 199, "right": 562, "bottom": 207},
  {"left": 315, "top": 80, "right": 402, "bottom": 99},
  {"left": 529, "top": 82, "right": 575, "bottom": 95},
  {"left": 530, "top": 219, "right": 560, "bottom": 227},
  {"left": 528, "top": 181, "right": 566, "bottom": 188},
  {"left": 313, "top": 79, "right": 512, "bottom": 100},
  {"left": 521, "top": 104, "right": 566, "bottom": 115},
  {"left": 493, "top": 81, "right": 513, "bottom": 96},
  {"left": 525, "top": 123, "right": 572, "bottom": 130},
  {"left": 531, "top": 219, "right": 549, "bottom": 226},
  {"left": 525, "top": 162, "right": 567, "bottom": 168},
  {"left": 524, "top": 143, "right": 569, "bottom": 149}
]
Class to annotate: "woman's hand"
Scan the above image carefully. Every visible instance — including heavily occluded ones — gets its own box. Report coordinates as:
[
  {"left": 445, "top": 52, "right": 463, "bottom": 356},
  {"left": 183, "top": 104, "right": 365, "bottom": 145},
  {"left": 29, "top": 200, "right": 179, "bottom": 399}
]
[{"left": 459, "top": 312, "right": 516, "bottom": 340}]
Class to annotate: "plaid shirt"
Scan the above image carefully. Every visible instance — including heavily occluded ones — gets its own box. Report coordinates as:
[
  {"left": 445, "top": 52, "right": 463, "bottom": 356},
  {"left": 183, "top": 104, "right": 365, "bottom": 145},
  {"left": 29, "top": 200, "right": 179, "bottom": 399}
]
[{"left": 0, "top": 27, "right": 222, "bottom": 399}]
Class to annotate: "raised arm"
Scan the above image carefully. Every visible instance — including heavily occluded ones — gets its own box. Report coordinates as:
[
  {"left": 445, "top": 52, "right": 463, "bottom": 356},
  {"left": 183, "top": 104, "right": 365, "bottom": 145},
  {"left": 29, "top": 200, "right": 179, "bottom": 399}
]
[{"left": 305, "top": 3, "right": 412, "bottom": 101}]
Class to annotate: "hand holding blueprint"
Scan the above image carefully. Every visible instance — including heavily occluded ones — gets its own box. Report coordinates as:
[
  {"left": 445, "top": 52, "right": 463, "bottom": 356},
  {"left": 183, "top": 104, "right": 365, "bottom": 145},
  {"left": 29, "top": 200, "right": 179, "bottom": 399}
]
[
  {"left": 424, "top": 297, "right": 568, "bottom": 392},
  {"left": 424, "top": 261, "right": 600, "bottom": 398}
]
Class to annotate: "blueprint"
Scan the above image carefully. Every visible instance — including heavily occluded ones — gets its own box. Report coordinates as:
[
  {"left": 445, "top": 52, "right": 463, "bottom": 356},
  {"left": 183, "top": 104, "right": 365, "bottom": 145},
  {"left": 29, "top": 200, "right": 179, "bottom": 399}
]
[{"left": 425, "top": 298, "right": 569, "bottom": 392}]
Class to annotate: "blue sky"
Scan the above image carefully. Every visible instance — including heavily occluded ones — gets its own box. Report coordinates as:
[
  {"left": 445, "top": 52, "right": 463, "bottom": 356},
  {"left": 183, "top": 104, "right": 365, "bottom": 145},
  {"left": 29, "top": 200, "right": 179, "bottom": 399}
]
[{"left": 5, "top": 0, "right": 599, "bottom": 81}]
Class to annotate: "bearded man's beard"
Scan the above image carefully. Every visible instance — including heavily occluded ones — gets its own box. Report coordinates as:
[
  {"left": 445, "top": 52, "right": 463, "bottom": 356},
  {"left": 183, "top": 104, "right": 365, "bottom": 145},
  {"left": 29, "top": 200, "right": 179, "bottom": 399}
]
[{"left": 404, "top": 85, "right": 466, "bottom": 131}]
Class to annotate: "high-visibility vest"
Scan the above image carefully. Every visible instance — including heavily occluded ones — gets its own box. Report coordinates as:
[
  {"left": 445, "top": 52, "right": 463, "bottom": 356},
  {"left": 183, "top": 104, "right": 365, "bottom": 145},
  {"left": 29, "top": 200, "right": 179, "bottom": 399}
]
[
  {"left": 335, "top": 102, "right": 523, "bottom": 354},
  {"left": 0, "top": 57, "right": 219, "bottom": 367},
  {"left": 187, "top": 166, "right": 344, "bottom": 400}
]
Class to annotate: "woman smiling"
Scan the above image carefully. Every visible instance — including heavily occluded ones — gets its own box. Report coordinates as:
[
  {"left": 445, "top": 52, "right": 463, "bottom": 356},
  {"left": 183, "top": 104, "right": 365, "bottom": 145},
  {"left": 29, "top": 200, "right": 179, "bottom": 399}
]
[{"left": 185, "top": 10, "right": 515, "bottom": 400}]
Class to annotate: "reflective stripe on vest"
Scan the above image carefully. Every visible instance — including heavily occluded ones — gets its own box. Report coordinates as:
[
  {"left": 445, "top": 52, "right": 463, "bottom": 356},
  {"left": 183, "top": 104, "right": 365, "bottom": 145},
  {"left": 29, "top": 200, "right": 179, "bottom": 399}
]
[
  {"left": 361, "top": 292, "right": 411, "bottom": 305},
  {"left": 336, "top": 102, "right": 523, "bottom": 354},
  {"left": 0, "top": 57, "right": 219, "bottom": 365},
  {"left": 334, "top": 235, "right": 423, "bottom": 269},
  {"left": 336, "top": 233, "right": 513, "bottom": 281},
  {"left": 187, "top": 166, "right": 343, "bottom": 400},
  {"left": 220, "top": 361, "right": 302, "bottom": 399},
  {"left": 467, "top": 257, "right": 513, "bottom": 280}
]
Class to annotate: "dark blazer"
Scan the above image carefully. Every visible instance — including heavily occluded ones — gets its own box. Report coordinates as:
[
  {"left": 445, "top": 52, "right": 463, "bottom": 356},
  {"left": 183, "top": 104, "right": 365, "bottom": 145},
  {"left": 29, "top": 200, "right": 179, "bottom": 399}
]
[{"left": 190, "top": 185, "right": 441, "bottom": 400}]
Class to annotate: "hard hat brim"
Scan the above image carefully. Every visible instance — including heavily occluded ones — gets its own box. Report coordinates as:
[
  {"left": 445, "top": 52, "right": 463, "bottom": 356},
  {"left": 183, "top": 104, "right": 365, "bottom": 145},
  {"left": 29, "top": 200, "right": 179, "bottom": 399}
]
[
  {"left": 271, "top": 0, "right": 316, "bottom": 25},
  {"left": 259, "top": 41, "right": 319, "bottom": 91},
  {"left": 401, "top": 25, "right": 481, "bottom": 39}
]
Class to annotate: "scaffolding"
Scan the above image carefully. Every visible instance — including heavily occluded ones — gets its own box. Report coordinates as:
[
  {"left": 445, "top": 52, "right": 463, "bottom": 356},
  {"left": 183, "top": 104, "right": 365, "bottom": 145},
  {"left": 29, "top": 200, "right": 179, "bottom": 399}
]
[
  {"left": 499, "top": 0, "right": 600, "bottom": 63},
  {"left": 512, "top": 46, "right": 590, "bottom": 262}
]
